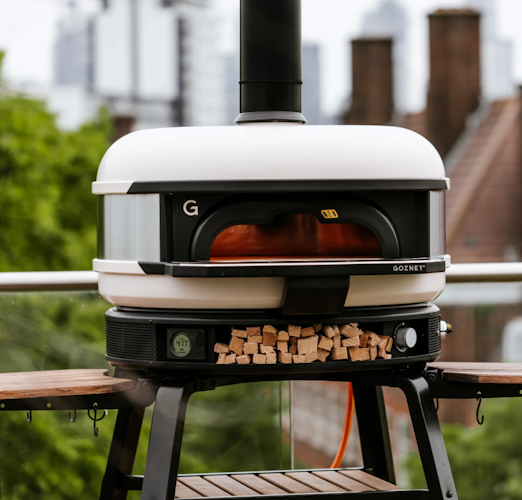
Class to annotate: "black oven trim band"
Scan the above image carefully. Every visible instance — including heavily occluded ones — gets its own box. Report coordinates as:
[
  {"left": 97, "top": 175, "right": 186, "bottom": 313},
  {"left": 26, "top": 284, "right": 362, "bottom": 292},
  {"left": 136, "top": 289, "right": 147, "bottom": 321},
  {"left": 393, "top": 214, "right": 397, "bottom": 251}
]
[
  {"left": 138, "top": 258, "right": 446, "bottom": 278},
  {"left": 127, "top": 178, "right": 449, "bottom": 194}
]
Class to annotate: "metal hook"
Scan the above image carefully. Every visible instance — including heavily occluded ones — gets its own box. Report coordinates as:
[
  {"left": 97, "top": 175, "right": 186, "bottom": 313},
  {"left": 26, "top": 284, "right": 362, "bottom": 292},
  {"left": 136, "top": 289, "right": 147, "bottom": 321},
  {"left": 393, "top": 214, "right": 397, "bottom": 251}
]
[
  {"left": 434, "top": 398, "right": 439, "bottom": 412},
  {"left": 87, "top": 403, "right": 108, "bottom": 437},
  {"left": 476, "top": 391, "right": 484, "bottom": 425},
  {"left": 27, "top": 410, "right": 32, "bottom": 423},
  {"left": 69, "top": 409, "right": 76, "bottom": 423}
]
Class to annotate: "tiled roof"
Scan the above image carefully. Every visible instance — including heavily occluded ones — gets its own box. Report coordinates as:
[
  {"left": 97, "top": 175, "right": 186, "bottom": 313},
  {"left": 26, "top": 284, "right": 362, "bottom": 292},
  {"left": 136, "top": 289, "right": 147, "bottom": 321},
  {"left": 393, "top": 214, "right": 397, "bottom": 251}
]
[
  {"left": 401, "top": 97, "right": 521, "bottom": 263},
  {"left": 445, "top": 98, "right": 520, "bottom": 262}
]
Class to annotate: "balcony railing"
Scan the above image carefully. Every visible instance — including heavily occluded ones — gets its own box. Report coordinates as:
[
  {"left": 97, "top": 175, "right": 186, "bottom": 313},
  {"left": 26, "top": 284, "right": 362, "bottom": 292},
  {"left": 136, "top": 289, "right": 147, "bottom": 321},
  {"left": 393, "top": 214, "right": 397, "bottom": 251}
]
[{"left": 1, "top": 262, "right": 522, "bottom": 292}]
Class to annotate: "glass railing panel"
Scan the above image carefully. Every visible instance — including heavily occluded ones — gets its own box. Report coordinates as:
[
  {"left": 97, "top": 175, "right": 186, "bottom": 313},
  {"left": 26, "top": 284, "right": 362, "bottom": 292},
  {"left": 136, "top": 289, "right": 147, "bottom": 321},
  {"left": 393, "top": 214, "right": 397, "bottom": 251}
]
[{"left": 0, "top": 291, "right": 290, "bottom": 499}]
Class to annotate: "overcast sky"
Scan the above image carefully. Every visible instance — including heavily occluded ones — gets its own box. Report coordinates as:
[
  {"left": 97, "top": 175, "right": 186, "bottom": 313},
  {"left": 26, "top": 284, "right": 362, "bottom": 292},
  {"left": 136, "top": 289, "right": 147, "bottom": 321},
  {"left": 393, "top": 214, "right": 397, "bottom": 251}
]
[{"left": 1, "top": 0, "right": 522, "bottom": 115}]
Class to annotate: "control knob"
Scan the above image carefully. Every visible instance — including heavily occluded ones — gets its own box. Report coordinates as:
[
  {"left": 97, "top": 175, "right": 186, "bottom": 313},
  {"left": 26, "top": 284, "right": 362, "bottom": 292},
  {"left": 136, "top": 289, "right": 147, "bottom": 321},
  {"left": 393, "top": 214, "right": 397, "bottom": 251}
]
[{"left": 395, "top": 326, "right": 417, "bottom": 350}]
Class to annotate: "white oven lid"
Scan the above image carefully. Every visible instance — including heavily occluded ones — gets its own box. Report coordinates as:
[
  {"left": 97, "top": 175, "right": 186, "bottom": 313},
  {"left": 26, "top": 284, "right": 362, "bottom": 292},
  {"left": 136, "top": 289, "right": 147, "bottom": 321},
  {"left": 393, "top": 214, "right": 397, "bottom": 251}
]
[{"left": 93, "top": 124, "right": 448, "bottom": 195}]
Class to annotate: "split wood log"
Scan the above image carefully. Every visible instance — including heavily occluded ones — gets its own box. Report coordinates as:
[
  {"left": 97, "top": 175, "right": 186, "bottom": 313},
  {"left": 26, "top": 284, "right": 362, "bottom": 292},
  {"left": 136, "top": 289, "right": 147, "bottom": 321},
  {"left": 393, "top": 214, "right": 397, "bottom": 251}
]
[
  {"left": 226, "top": 353, "right": 237, "bottom": 364},
  {"left": 305, "top": 352, "right": 318, "bottom": 363},
  {"left": 330, "top": 347, "right": 348, "bottom": 361},
  {"left": 313, "top": 324, "right": 323, "bottom": 332},
  {"left": 359, "top": 334, "right": 369, "bottom": 348},
  {"left": 214, "top": 343, "right": 230, "bottom": 354},
  {"left": 323, "top": 325, "right": 335, "bottom": 339},
  {"left": 263, "top": 332, "right": 278, "bottom": 347},
  {"left": 298, "top": 335, "right": 319, "bottom": 355},
  {"left": 332, "top": 325, "right": 340, "bottom": 335},
  {"left": 377, "top": 346, "right": 391, "bottom": 359},
  {"left": 229, "top": 337, "right": 244, "bottom": 356},
  {"left": 369, "top": 332, "right": 381, "bottom": 347},
  {"left": 237, "top": 354, "right": 251, "bottom": 365},
  {"left": 278, "top": 331, "right": 290, "bottom": 341},
  {"left": 333, "top": 334, "right": 341, "bottom": 348},
  {"left": 301, "top": 326, "right": 315, "bottom": 337},
  {"left": 318, "top": 336, "right": 334, "bottom": 351},
  {"left": 380, "top": 335, "right": 393, "bottom": 352},
  {"left": 293, "top": 354, "right": 306, "bottom": 364},
  {"left": 359, "top": 348, "right": 371, "bottom": 361},
  {"left": 231, "top": 328, "right": 247, "bottom": 338},
  {"left": 378, "top": 337, "right": 389, "bottom": 351},
  {"left": 253, "top": 354, "right": 267, "bottom": 365},
  {"left": 247, "top": 326, "right": 261, "bottom": 337},
  {"left": 263, "top": 325, "right": 277, "bottom": 334},
  {"left": 340, "top": 324, "right": 362, "bottom": 338},
  {"left": 278, "top": 352, "right": 293, "bottom": 364},
  {"left": 244, "top": 343, "right": 258, "bottom": 355},
  {"left": 250, "top": 336, "right": 263, "bottom": 343},
  {"left": 266, "top": 352, "right": 277, "bottom": 364},
  {"left": 370, "top": 347, "right": 377, "bottom": 360},
  {"left": 288, "top": 325, "right": 301, "bottom": 337},
  {"left": 348, "top": 347, "right": 362, "bottom": 361},
  {"left": 260, "top": 345, "right": 275, "bottom": 354},
  {"left": 289, "top": 337, "right": 298, "bottom": 355},
  {"left": 216, "top": 353, "right": 227, "bottom": 365},
  {"left": 277, "top": 341, "right": 288, "bottom": 353},
  {"left": 317, "top": 349, "right": 329, "bottom": 362},
  {"left": 341, "top": 337, "right": 360, "bottom": 348}
]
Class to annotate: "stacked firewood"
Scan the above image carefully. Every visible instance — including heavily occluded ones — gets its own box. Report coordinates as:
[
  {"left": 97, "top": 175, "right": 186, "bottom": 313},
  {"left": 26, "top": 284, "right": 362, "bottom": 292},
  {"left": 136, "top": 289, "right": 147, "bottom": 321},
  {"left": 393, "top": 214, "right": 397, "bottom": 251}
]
[{"left": 215, "top": 324, "right": 393, "bottom": 365}]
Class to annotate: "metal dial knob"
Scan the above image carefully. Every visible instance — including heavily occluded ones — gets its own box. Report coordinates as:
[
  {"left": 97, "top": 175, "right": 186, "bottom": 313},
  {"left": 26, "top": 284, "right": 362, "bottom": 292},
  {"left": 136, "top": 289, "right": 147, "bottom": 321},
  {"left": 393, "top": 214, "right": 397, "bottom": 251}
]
[{"left": 396, "top": 326, "right": 417, "bottom": 350}]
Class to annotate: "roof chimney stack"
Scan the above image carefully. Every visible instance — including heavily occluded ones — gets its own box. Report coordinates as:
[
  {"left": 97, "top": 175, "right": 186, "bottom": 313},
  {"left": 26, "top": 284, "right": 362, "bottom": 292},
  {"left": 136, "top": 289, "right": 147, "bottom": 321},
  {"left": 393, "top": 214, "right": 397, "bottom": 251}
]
[
  {"left": 344, "top": 38, "right": 394, "bottom": 126},
  {"left": 427, "top": 9, "right": 481, "bottom": 157}
]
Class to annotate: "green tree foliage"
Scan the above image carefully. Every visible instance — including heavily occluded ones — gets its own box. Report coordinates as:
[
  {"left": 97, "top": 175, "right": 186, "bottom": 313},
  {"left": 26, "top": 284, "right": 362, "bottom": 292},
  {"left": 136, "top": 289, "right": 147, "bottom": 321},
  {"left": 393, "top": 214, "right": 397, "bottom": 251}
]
[
  {"left": 0, "top": 53, "right": 111, "bottom": 272},
  {"left": 0, "top": 51, "right": 289, "bottom": 498},
  {"left": 405, "top": 397, "right": 522, "bottom": 500}
]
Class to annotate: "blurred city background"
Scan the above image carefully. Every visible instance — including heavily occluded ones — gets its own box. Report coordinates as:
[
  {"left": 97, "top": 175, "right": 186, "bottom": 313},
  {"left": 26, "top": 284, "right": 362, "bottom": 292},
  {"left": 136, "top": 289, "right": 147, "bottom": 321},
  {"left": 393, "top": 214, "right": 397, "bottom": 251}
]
[{"left": 3, "top": 0, "right": 522, "bottom": 499}]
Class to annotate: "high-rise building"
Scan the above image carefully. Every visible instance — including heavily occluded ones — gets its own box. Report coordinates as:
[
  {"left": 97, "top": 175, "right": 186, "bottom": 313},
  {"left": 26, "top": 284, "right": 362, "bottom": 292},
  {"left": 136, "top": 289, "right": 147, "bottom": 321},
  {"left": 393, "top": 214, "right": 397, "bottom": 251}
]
[
  {"left": 360, "top": 0, "right": 407, "bottom": 113},
  {"left": 53, "top": 0, "right": 91, "bottom": 86},
  {"left": 302, "top": 42, "right": 321, "bottom": 125},
  {"left": 468, "top": 0, "right": 514, "bottom": 99},
  {"left": 93, "top": 0, "right": 226, "bottom": 128},
  {"left": 225, "top": 51, "right": 239, "bottom": 125}
]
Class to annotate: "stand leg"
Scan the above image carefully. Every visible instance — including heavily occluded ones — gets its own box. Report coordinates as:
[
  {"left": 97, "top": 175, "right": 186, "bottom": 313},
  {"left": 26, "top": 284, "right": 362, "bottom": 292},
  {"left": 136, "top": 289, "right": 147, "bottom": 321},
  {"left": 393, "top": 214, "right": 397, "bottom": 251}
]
[
  {"left": 395, "top": 374, "right": 457, "bottom": 500},
  {"left": 353, "top": 384, "right": 396, "bottom": 483},
  {"left": 141, "top": 382, "right": 194, "bottom": 500},
  {"left": 100, "top": 405, "right": 145, "bottom": 500}
]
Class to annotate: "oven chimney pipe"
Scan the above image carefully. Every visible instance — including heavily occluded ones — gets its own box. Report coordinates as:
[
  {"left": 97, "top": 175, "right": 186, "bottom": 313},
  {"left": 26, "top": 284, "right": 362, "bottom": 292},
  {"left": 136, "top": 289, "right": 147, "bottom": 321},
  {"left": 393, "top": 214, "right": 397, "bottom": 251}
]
[{"left": 235, "top": 0, "right": 306, "bottom": 124}]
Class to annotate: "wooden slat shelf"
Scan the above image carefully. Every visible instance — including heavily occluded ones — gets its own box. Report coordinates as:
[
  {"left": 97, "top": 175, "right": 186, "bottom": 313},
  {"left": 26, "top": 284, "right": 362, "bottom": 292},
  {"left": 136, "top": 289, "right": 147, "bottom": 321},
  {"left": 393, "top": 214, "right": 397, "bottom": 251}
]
[
  {"left": 429, "top": 362, "right": 522, "bottom": 384},
  {"left": 0, "top": 369, "right": 134, "bottom": 400},
  {"left": 174, "top": 471, "right": 397, "bottom": 498}
]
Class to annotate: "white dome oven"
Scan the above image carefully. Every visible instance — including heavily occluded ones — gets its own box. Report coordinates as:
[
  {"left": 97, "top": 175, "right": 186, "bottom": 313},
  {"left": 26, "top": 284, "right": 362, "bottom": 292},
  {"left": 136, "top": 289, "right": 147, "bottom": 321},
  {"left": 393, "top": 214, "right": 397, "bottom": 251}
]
[{"left": 93, "top": 0, "right": 449, "bottom": 373}]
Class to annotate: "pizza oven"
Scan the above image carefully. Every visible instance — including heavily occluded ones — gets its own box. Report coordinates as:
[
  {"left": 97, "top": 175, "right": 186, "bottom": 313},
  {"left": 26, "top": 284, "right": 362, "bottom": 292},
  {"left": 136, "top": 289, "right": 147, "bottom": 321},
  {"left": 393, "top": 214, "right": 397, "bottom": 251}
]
[{"left": 93, "top": 0, "right": 449, "bottom": 371}]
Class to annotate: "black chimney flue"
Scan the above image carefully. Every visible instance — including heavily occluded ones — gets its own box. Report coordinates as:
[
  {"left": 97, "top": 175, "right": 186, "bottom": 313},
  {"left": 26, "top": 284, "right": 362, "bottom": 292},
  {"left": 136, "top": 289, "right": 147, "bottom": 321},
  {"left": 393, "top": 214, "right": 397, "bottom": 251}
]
[{"left": 235, "top": 0, "right": 306, "bottom": 124}]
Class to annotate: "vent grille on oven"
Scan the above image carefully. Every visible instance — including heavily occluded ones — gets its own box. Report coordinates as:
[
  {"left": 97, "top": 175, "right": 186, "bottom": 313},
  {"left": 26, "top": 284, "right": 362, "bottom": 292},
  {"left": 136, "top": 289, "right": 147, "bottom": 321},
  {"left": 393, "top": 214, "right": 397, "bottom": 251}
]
[
  {"left": 428, "top": 316, "right": 441, "bottom": 354},
  {"left": 106, "top": 319, "right": 156, "bottom": 361}
]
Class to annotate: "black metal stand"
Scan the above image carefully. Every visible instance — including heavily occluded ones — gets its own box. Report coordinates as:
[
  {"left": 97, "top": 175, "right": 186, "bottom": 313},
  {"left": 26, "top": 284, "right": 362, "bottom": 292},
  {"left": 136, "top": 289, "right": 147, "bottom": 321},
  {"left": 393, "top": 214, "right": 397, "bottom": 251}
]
[
  {"left": 353, "top": 384, "right": 395, "bottom": 484},
  {"left": 141, "top": 381, "right": 195, "bottom": 500},
  {"left": 95, "top": 367, "right": 457, "bottom": 500}
]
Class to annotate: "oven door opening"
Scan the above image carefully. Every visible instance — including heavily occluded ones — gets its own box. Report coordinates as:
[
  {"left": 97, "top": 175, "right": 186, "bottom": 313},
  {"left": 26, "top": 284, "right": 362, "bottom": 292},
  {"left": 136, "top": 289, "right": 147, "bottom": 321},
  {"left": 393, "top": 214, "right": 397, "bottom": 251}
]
[{"left": 209, "top": 213, "right": 382, "bottom": 263}]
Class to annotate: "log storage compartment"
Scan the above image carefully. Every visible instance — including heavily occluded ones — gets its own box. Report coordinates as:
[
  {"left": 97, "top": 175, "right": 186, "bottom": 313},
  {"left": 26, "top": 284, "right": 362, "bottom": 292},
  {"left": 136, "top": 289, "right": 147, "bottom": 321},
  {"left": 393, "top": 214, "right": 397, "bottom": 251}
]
[{"left": 105, "top": 303, "right": 441, "bottom": 371}]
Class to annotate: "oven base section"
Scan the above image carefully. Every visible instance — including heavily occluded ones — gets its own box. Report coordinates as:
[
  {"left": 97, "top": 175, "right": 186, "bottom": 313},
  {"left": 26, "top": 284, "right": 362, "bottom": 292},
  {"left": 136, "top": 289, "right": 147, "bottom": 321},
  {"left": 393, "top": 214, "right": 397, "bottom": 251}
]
[
  {"left": 97, "top": 267, "right": 446, "bottom": 310},
  {"left": 105, "top": 303, "right": 442, "bottom": 372}
]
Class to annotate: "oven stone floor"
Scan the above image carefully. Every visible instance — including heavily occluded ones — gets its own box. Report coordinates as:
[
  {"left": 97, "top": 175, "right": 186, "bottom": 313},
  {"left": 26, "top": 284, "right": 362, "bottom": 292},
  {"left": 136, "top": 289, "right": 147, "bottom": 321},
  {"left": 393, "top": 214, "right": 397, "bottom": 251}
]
[{"left": 175, "top": 470, "right": 398, "bottom": 498}]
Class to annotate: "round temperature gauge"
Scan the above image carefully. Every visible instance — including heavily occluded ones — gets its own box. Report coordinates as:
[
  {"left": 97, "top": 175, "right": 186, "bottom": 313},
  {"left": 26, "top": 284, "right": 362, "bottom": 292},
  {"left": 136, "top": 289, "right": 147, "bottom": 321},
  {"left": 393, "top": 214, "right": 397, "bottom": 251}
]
[{"left": 171, "top": 332, "right": 192, "bottom": 357}]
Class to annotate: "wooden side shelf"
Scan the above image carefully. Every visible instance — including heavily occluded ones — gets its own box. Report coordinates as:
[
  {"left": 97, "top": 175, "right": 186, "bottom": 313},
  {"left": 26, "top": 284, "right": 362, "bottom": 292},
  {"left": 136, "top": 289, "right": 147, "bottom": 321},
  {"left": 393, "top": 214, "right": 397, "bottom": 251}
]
[
  {"left": 429, "top": 362, "right": 522, "bottom": 384},
  {"left": 0, "top": 369, "right": 134, "bottom": 400},
  {"left": 174, "top": 470, "right": 398, "bottom": 498}
]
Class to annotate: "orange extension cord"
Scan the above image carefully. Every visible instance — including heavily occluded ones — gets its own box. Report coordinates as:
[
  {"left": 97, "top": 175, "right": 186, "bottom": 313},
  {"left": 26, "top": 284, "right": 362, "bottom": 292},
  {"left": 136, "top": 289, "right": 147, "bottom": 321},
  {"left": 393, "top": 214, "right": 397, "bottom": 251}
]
[{"left": 330, "top": 382, "right": 355, "bottom": 468}]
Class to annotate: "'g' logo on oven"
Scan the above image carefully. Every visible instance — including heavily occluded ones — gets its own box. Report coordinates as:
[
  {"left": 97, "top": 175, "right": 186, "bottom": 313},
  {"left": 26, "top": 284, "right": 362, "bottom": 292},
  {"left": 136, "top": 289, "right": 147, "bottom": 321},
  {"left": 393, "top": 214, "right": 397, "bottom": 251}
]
[{"left": 321, "top": 209, "right": 338, "bottom": 219}]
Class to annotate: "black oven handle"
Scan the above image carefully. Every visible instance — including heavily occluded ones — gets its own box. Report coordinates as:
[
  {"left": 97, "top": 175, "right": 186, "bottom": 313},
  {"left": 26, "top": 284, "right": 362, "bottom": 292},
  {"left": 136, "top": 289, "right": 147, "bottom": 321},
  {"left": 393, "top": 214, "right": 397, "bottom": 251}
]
[{"left": 190, "top": 199, "right": 400, "bottom": 261}]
